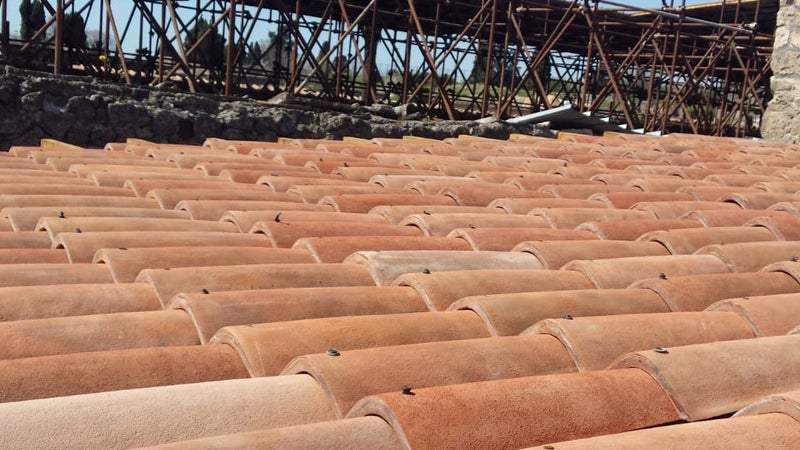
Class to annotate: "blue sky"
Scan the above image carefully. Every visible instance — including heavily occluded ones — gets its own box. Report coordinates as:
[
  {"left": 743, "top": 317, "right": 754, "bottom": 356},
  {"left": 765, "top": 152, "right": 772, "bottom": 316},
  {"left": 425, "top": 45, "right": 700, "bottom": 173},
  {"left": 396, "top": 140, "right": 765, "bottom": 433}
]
[
  {"left": 5, "top": 0, "right": 711, "bottom": 40},
  {"left": 5, "top": 0, "right": 711, "bottom": 77}
]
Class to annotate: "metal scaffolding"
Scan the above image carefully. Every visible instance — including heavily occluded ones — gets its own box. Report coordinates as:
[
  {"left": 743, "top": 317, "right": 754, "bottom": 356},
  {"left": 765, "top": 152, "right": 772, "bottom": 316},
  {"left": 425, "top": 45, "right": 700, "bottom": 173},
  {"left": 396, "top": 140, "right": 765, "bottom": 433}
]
[{"left": 0, "top": 0, "right": 777, "bottom": 136}]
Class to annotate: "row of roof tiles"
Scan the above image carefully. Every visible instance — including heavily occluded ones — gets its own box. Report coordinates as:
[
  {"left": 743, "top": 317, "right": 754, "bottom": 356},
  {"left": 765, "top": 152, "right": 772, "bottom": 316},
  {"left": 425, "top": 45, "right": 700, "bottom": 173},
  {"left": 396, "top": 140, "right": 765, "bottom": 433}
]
[{"left": 0, "top": 132, "right": 798, "bottom": 449}]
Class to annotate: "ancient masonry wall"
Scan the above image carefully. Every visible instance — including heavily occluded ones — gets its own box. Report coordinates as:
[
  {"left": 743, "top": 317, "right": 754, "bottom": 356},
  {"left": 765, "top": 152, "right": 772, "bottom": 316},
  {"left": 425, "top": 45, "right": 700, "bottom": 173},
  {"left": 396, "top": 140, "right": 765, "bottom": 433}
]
[
  {"left": 763, "top": 0, "right": 800, "bottom": 142},
  {"left": 0, "top": 66, "right": 551, "bottom": 151}
]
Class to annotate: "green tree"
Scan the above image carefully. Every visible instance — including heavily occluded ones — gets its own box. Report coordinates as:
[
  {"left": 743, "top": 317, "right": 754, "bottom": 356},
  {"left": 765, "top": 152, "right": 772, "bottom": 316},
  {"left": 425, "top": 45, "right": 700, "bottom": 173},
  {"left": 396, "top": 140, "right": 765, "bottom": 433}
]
[
  {"left": 63, "top": 12, "right": 87, "bottom": 49},
  {"left": 247, "top": 41, "right": 263, "bottom": 65},
  {"left": 19, "top": 0, "right": 45, "bottom": 41},
  {"left": 183, "top": 17, "right": 226, "bottom": 69}
]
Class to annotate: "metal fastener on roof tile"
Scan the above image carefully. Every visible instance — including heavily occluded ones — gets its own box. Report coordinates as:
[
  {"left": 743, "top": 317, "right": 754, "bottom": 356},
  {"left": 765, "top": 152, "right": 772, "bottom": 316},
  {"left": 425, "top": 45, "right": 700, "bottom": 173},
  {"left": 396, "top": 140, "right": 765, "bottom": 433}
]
[
  {"left": 792, "top": 256, "right": 798, "bottom": 262},
  {"left": 562, "top": 314, "right": 574, "bottom": 320},
  {"left": 422, "top": 268, "right": 431, "bottom": 274},
  {"left": 659, "top": 273, "right": 667, "bottom": 280},
  {"left": 201, "top": 289, "right": 210, "bottom": 295},
  {"left": 654, "top": 346, "right": 669, "bottom": 354},
  {"left": 58, "top": 211, "right": 66, "bottom": 219},
  {"left": 401, "top": 386, "right": 414, "bottom": 395},
  {"left": 75, "top": 228, "right": 82, "bottom": 233},
  {"left": 326, "top": 348, "right": 341, "bottom": 357}
]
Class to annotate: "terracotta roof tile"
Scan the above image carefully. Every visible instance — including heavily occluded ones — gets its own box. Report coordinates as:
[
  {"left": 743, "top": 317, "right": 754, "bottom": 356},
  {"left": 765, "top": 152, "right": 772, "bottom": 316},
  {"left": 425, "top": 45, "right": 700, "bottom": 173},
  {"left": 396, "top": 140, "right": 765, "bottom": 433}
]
[
  {"left": 26, "top": 149, "right": 138, "bottom": 163},
  {"left": 193, "top": 161, "right": 285, "bottom": 176},
  {"left": 439, "top": 184, "right": 551, "bottom": 206},
  {"left": 611, "top": 335, "right": 800, "bottom": 421},
  {"left": 705, "top": 173, "right": 785, "bottom": 187},
  {"left": 745, "top": 215, "right": 800, "bottom": 240},
  {"left": 348, "top": 369, "right": 680, "bottom": 450},
  {"left": 138, "top": 263, "right": 374, "bottom": 306},
  {"left": 538, "top": 184, "right": 639, "bottom": 200},
  {"left": 221, "top": 210, "right": 386, "bottom": 233},
  {"left": 683, "top": 208, "right": 791, "bottom": 226},
  {"left": 595, "top": 159, "right": 668, "bottom": 170},
  {"left": 3, "top": 206, "right": 189, "bottom": 232},
  {"left": 0, "top": 174, "right": 94, "bottom": 186},
  {"left": 147, "top": 188, "right": 298, "bottom": 209},
  {"left": 122, "top": 178, "right": 257, "bottom": 196},
  {"left": 143, "top": 416, "right": 404, "bottom": 450},
  {"left": 212, "top": 311, "right": 490, "bottom": 376},
  {"left": 591, "top": 172, "right": 651, "bottom": 185},
  {"left": 529, "top": 207, "right": 655, "bottom": 229},
  {"left": 678, "top": 185, "right": 759, "bottom": 201},
  {"left": 590, "top": 192, "right": 694, "bottom": 208},
  {"left": 284, "top": 334, "right": 576, "bottom": 416},
  {"left": 709, "top": 294, "right": 800, "bottom": 336},
  {"left": 0, "top": 309, "right": 198, "bottom": 359},
  {"left": 401, "top": 213, "right": 548, "bottom": 237},
  {"left": 484, "top": 155, "right": 564, "bottom": 169},
  {"left": 220, "top": 166, "right": 323, "bottom": 182},
  {"left": 303, "top": 159, "right": 386, "bottom": 174},
  {"left": 735, "top": 389, "right": 800, "bottom": 420},
  {"left": 319, "top": 193, "right": 457, "bottom": 212},
  {"left": 489, "top": 198, "right": 608, "bottom": 214},
  {"left": 629, "top": 272, "right": 800, "bottom": 311},
  {"left": 94, "top": 246, "right": 313, "bottom": 283},
  {"left": 144, "top": 146, "right": 229, "bottom": 161},
  {"left": 563, "top": 254, "right": 730, "bottom": 289},
  {"left": 84, "top": 170, "right": 211, "bottom": 188},
  {"left": 449, "top": 227, "right": 599, "bottom": 251},
  {"left": 295, "top": 236, "right": 471, "bottom": 263},
  {"left": 639, "top": 226, "right": 777, "bottom": 254},
  {"left": 400, "top": 179, "right": 479, "bottom": 195},
  {"left": 0, "top": 263, "right": 113, "bottom": 287},
  {"left": 695, "top": 242, "right": 800, "bottom": 272},
  {"left": 466, "top": 170, "right": 529, "bottom": 183},
  {"left": 37, "top": 217, "right": 237, "bottom": 242},
  {"left": 514, "top": 240, "right": 670, "bottom": 269},
  {"left": 256, "top": 175, "right": 356, "bottom": 193},
  {"left": 526, "top": 411, "right": 800, "bottom": 449},
  {"left": 175, "top": 200, "right": 333, "bottom": 220},
  {"left": 171, "top": 285, "right": 425, "bottom": 343},
  {"left": 0, "top": 344, "right": 248, "bottom": 403},
  {"left": 0, "top": 194, "right": 158, "bottom": 209},
  {"left": 54, "top": 231, "right": 271, "bottom": 263},
  {"left": 369, "top": 204, "right": 503, "bottom": 224},
  {"left": 0, "top": 274, "right": 134, "bottom": 320},
  {"left": 250, "top": 220, "right": 421, "bottom": 247},
  {"left": 631, "top": 200, "right": 741, "bottom": 219},
  {"left": 449, "top": 289, "right": 669, "bottom": 336},
  {"left": 507, "top": 173, "right": 600, "bottom": 190},
  {"left": 2, "top": 134, "right": 799, "bottom": 447},
  {"left": 626, "top": 177, "right": 718, "bottom": 192},
  {"left": 0, "top": 231, "right": 54, "bottom": 249},
  {"left": 332, "top": 166, "right": 437, "bottom": 182},
  {"left": 719, "top": 192, "right": 800, "bottom": 209},
  {"left": 394, "top": 269, "right": 593, "bottom": 311},
  {"left": 752, "top": 181, "right": 800, "bottom": 193},
  {"left": 428, "top": 162, "right": 500, "bottom": 177},
  {"left": 576, "top": 218, "right": 703, "bottom": 240},
  {"left": 0, "top": 375, "right": 337, "bottom": 449},
  {"left": 0, "top": 168, "right": 75, "bottom": 178},
  {"left": 345, "top": 250, "right": 543, "bottom": 286},
  {"left": 527, "top": 311, "right": 755, "bottom": 371},
  {"left": 44, "top": 157, "right": 175, "bottom": 173},
  {"left": 0, "top": 248, "right": 65, "bottom": 264}
]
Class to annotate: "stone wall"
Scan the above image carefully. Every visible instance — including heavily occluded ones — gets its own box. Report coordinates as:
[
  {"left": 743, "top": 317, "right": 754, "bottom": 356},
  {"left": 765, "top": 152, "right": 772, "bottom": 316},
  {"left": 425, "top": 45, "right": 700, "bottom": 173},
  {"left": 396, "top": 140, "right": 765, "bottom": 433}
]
[
  {"left": 0, "top": 66, "right": 552, "bottom": 151},
  {"left": 762, "top": 0, "right": 800, "bottom": 142}
]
